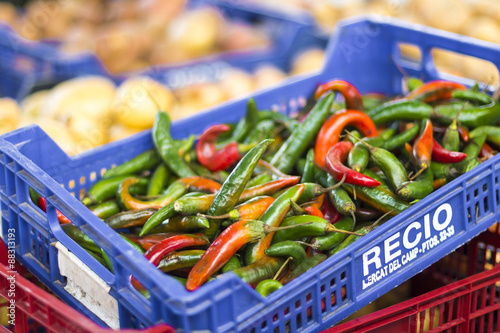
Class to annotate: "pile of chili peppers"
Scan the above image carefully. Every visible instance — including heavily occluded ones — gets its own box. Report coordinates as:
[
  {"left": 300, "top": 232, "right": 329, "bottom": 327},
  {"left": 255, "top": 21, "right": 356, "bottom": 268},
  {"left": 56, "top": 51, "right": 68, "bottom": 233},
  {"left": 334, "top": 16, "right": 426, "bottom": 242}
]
[{"left": 31, "top": 78, "right": 500, "bottom": 297}]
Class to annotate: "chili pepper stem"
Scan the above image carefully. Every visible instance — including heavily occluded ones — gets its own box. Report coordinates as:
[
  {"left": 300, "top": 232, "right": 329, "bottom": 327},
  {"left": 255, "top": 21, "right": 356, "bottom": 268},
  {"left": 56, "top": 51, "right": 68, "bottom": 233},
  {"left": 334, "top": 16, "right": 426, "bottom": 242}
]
[
  {"left": 273, "top": 257, "right": 292, "bottom": 281},
  {"left": 353, "top": 185, "right": 357, "bottom": 200},
  {"left": 349, "top": 210, "right": 356, "bottom": 227},
  {"left": 370, "top": 210, "right": 394, "bottom": 229},
  {"left": 197, "top": 213, "right": 229, "bottom": 220},
  {"left": 299, "top": 200, "right": 321, "bottom": 207},
  {"left": 326, "top": 224, "right": 363, "bottom": 236},
  {"left": 409, "top": 166, "right": 426, "bottom": 181},
  {"left": 294, "top": 240, "right": 320, "bottom": 250},
  {"left": 323, "top": 171, "right": 347, "bottom": 191}
]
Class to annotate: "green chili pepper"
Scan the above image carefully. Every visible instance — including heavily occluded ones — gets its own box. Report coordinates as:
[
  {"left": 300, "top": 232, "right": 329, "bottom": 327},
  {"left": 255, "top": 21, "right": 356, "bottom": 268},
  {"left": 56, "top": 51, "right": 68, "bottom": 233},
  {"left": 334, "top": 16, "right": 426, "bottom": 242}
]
[
  {"left": 455, "top": 132, "right": 486, "bottom": 174},
  {"left": 258, "top": 111, "right": 299, "bottom": 132},
  {"left": 148, "top": 215, "right": 209, "bottom": 234},
  {"left": 264, "top": 241, "right": 307, "bottom": 266},
  {"left": 29, "top": 187, "right": 42, "bottom": 206},
  {"left": 120, "top": 234, "right": 145, "bottom": 254},
  {"left": 82, "top": 176, "right": 149, "bottom": 206},
  {"left": 319, "top": 173, "right": 356, "bottom": 217},
  {"left": 348, "top": 142, "right": 369, "bottom": 173},
  {"left": 361, "top": 169, "right": 390, "bottom": 191},
  {"left": 153, "top": 111, "right": 195, "bottom": 178},
  {"left": 103, "top": 149, "right": 161, "bottom": 179},
  {"left": 176, "top": 135, "right": 195, "bottom": 157},
  {"left": 362, "top": 94, "right": 388, "bottom": 112},
  {"left": 406, "top": 77, "right": 424, "bottom": 92},
  {"left": 62, "top": 224, "right": 100, "bottom": 253},
  {"left": 329, "top": 226, "right": 373, "bottom": 256},
  {"left": 232, "top": 98, "right": 260, "bottom": 143},
  {"left": 245, "top": 184, "right": 304, "bottom": 265},
  {"left": 139, "top": 192, "right": 205, "bottom": 236},
  {"left": 100, "top": 248, "right": 114, "bottom": 273},
  {"left": 368, "top": 100, "right": 432, "bottom": 125},
  {"left": 343, "top": 182, "right": 410, "bottom": 215},
  {"left": 255, "top": 279, "right": 283, "bottom": 297},
  {"left": 382, "top": 123, "right": 420, "bottom": 151},
  {"left": 380, "top": 128, "right": 396, "bottom": 140},
  {"left": 244, "top": 119, "right": 276, "bottom": 145},
  {"left": 246, "top": 173, "right": 273, "bottom": 188},
  {"left": 105, "top": 208, "right": 158, "bottom": 229},
  {"left": 205, "top": 139, "right": 273, "bottom": 239},
  {"left": 221, "top": 256, "right": 241, "bottom": 273},
  {"left": 157, "top": 249, "right": 205, "bottom": 273},
  {"left": 431, "top": 162, "right": 458, "bottom": 181},
  {"left": 147, "top": 163, "right": 170, "bottom": 196},
  {"left": 363, "top": 142, "right": 408, "bottom": 192},
  {"left": 88, "top": 201, "right": 121, "bottom": 220},
  {"left": 270, "top": 93, "right": 335, "bottom": 173},
  {"left": 232, "top": 256, "right": 285, "bottom": 285},
  {"left": 301, "top": 149, "right": 316, "bottom": 183},
  {"left": 433, "top": 93, "right": 500, "bottom": 128},
  {"left": 282, "top": 254, "right": 327, "bottom": 284},
  {"left": 396, "top": 167, "right": 434, "bottom": 201},
  {"left": 470, "top": 126, "right": 500, "bottom": 147},
  {"left": 84, "top": 248, "right": 107, "bottom": 267},
  {"left": 311, "top": 216, "right": 355, "bottom": 251}
]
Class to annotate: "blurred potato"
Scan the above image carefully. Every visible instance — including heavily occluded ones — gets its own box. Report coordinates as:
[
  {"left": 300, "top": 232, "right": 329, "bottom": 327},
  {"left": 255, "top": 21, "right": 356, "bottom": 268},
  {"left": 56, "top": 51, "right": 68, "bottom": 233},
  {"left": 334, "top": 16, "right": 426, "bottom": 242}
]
[
  {"left": 415, "top": 0, "right": 471, "bottom": 32},
  {"left": 220, "top": 23, "right": 269, "bottom": 52},
  {"left": 68, "top": 113, "right": 109, "bottom": 148},
  {"left": 41, "top": 76, "right": 115, "bottom": 121},
  {"left": 254, "top": 64, "right": 287, "bottom": 90},
  {"left": 21, "top": 90, "right": 49, "bottom": 119},
  {"left": 0, "top": 2, "right": 17, "bottom": 26},
  {"left": 290, "top": 49, "right": 325, "bottom": 76},
  {"left": 108, "top": 124, "right": 144, "bottom": 143},
  {"left": 0, "top": 98, "right": 21, "bottom": 135},
  {"left": 113, "top": 77, "right": 175, "bottom": 129},
  {"left": 27, "top": 118, "right": 77, "bottom": 155},
  {"left": 463, "top": 16, "right": 500, "bottom": 44},
  {"left": 219, "top": 69, "right": 255, "bottom": 100}
]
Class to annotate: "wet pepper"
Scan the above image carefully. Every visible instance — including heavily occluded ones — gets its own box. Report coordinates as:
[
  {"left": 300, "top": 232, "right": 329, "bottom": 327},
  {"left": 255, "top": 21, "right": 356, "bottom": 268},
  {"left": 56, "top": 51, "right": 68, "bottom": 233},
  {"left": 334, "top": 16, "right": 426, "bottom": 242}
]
[
  {"left": 407, "top": 80, "right": 466, "bottom": 103},
  {"left": 196, "top": 124, "right": 242, "bottom": 172},
  {"left": 314, "top": 79, "right": 364, "bottom": 110}
]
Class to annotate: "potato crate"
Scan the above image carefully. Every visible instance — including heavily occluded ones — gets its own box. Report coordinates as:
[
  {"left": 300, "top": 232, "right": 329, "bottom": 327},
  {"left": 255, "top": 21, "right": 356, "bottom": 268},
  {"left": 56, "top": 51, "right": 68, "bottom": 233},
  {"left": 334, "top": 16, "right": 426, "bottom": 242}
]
[
  {"left": 331, "top": 223, "right": 500, "bottom": 332},
  {"left": 0, "top": 1, "right": 323, "bottom": 100},
  {"left": 1, "top": 16, "right": 500, "bottom": 332}
]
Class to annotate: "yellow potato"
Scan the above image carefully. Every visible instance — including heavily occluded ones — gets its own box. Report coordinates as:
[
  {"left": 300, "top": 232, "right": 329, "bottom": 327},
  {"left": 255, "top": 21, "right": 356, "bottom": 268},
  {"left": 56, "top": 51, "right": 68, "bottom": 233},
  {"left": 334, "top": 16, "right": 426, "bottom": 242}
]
[
  {"left": 464, "top": 16, "right": 500, "bottom": 44},
  {"left": 108, "top": 124, "right": 144, "bottom": 143},
  {"left": 220, "top": 23, "right": 269, "bottom": 52},
  {"left": 167, "top": 8, "right": 222, "bottom": 58},
  {"left": 42, "top": 76, "right": 115, "bottom": 121},
  {"left": 290, "top": 49, "right": 325, "bottom": 76},
  {"left": 0, "top": 2, "right": 16, "bottom": 26},
  {"left": 416, "top": 0, "right": 470, "bottom": 33},
  {"left": 68, "top": 113, "right": 110, "bottom": 149},
  {"left": 113, "top": 77, "right": 175, "bottom": 129},
  {"left": 0, "top": 98, "right": 21, "bottom": 135},
  {"left": 219, "top": 69, "right": 255, "bottom": 100},
  {"left": 30, "top": 119, "right": 77, "bottom": 155},
  {"left": 175, "top": 82, "right": 227, "bottom": 110},
  {"left": 472, "top": 0, "right": 500, "bottom": 20},
  {"left": 21, "top": 90, "right": 49, "bottom": 119},
  {"left": 310, "top": 1, "right": 338, "bottom": 32},
  {"left": 253, "top": 64, "right": 287, "bottom": 91}
]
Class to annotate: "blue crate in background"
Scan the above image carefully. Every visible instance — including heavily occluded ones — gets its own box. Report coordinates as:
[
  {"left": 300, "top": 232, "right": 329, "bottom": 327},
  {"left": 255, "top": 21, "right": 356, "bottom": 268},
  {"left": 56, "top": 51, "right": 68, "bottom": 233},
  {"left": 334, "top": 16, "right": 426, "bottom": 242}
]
[
  {"left": 0, "top": 0, "right": 325, "bottom": 100},
  {"left": 2, "top": 16, "right": 500, "bottom": 333}
]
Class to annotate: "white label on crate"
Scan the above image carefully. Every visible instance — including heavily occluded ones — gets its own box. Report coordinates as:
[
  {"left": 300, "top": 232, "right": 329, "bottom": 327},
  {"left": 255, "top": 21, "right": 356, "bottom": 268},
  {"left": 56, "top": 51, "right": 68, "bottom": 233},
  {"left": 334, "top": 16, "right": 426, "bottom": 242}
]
[
  {"left": 55, "top": 242, "right": 120, "bottom": 329},
  {"left": 361, "top": 203, "right": 455, "bottom": 290}
]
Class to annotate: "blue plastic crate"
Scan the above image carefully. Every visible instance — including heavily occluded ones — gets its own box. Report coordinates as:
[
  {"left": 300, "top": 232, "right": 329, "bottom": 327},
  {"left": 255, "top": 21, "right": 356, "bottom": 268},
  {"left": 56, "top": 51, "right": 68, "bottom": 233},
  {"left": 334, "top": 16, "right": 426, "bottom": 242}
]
[
  {"left": 0, "top": 1, "right": 324, "bottom": 99},
  {"left": 2, "top": 16, "right": 500, "bottom": 332}
]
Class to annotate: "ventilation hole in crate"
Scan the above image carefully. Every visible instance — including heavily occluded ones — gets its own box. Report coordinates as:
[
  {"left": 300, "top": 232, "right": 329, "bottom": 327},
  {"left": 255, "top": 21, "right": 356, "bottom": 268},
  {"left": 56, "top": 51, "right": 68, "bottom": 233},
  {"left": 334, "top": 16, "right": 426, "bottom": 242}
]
[
  {"left": 497, "top": 191, "right": 499, "bottom": 207},
  {"left": 307, "top": 307, "right": 312, "bottom": 322},
  {"left": 284, "top": 306, "right": 289, "bottom": 315},
  {"left": 340, "top": 271, "right": 346, "bottom": 281},
  {"left": 467, "top": 207, "right": 471, "bottom": 222},
  {"left": 466, "top": 193, "right": 470, "bottom": 202},
  {"left": 475, "top": 202, "right": 480, "bottom": 222},
  {"left": 306, "top": 293, "right": 311, "bottom": 302},
  {"left": 90, "top": 172, "right": 97, "bottom": 181},
  {"left": 398, "top": 43, "right": 422, "bottom": 64},
  {"left": 331, "top": 292, "right": 337, "bottom": 307},
  {"left": 273, "top": 314, "right": 278, "bottom": 323},
  {"left": 295, "top": 300, "right": 301, "bottom": 309},
  {"left": 296, "top": 314, "right": 302, "bottom": 328},
  {"left": 261, "top": 321, "right": 267, "bottom": 329},
  {"left": 330, "top": 278, "right": 335, "bottom": 287},
  {"left": 497, "top": 177, "right": 499, "bottom": 185},
  {"left": 31, "top": 238, "right": 35, "bottom": 253},
  {"left": 250, "top": 328, "right": 256, "bottom": 333},
  {"left": 80, "top": 189, "right": 85, "bottom": 200},
  {"left": 320, "top": 285, "right": 325, "bottom": 293},
  {"left": 285, "top": 320, "right": 290, "bottom": 332},
  {"left": 484, "top": 196, "right": 489, "bottom": 213},
  {"left": 68, "top": 180, "right": 75, "bottom": 189},
  {"left": 342, "top": 286, "right": 347, "bottom": 302},
  {"left": 100, "top": 168, "right": 106, "bottom": 176},
  {"left": 321, "top": 298, "right": 327, "bottom": 313},
  {"left": 483, "top": 183, "right": 488, "bottom": 193},
  {"left": 474, "top": 188, "right": 479, "bottom": 198},
  {"left": 274, "top": 327, "right": 279, "bottom": 333},
  {"left": 70, "top": 192, "right": 75, "bottom": 197},
  {"left": 80, "top": 177, "right": 85, "bottom": 185}
]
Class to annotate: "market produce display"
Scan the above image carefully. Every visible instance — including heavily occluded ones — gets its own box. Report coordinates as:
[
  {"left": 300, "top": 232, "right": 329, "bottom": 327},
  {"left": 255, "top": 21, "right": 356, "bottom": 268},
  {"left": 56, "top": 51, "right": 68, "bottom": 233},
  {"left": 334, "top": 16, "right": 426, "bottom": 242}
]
[{"left": 29, "top": 77, "right": 500, "bottom": 296}]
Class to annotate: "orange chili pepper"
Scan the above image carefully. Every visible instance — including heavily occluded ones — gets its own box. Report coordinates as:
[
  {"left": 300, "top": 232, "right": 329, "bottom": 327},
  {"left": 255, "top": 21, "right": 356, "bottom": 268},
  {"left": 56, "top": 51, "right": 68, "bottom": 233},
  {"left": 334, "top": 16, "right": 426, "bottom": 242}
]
[
  {"left": 412, "top": 119, "right": 433, "bottom": 170},
  {"left": 304, "top": 206, "right": 324, "bottom": 218},
  {"left": 38, "top": 197, "right": 71, "bottom": 224},
  {"left": 314, "top": 79, "right": 364, "bottom": 110},
  {"left": 407, "top": 80, "right": 466, "bottom": 103},
  {"left": 433, "top": 178, "right": 448, "bottom": 190},
  {"left": 314, "top": 110, "right": 378, "bottom": 168},
  {"left": 179, "top": 176, "right": 221, "bottom": 194},
  {"left": 458, "top": 126, "right": 469, "bottom": 142}
]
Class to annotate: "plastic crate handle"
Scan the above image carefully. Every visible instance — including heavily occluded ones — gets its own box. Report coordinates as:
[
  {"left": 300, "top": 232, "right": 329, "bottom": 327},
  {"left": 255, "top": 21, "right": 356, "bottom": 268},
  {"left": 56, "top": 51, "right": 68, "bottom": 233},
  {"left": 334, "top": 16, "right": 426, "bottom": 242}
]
[{"left": 324, "top": 16, "right": 500, "bottom": 82}]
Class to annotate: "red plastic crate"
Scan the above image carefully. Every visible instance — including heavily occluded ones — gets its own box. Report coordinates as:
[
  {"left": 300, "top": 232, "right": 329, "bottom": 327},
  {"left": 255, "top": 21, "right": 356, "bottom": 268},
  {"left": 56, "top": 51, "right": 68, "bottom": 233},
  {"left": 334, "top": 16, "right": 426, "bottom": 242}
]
[
  {"left": 329, "top": 223, "right": 500, "bottom": 333},
  {"left": 0, "top": 240, "right": 175, "bottom": 333}
]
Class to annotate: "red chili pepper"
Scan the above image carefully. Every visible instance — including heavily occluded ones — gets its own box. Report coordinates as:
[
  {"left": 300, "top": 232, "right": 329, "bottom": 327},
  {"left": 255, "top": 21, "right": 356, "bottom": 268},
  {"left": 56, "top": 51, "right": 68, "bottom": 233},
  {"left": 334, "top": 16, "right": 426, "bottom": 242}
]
[
  {"left": 125, "top": 233, "right": 181, "bottom": 251},
  {"left": 144, "top": 233, "right": 210, "bottom": 267},
  {"left": 186, "top": 220, "right": 287, "bottom": 291},
  {"left": 479, "top": 142, "right": 496, "bottom": 160},
  {"left": 431, "top": 138, "right": 467, "bottom": 163},
  {"left": 412, "top": 119, "right": 433, "bottom": 170},
  {"left": 458, "top": 126, "right": 469, "bottom": 142},
  {"left": 314, "top": 80, "right": 364, "bottom": 111},
  {"left": 179, "top": 176, "right": 221, "bottom": 194},
  {"left": 38, "top": 197, "right": 71, "bottom": 224},
  {"left": 304, "top": 206, "right": 324, "bottom": 218},
  {"left": 196, "top": 124, "right": 241, "bottom": 172},
  {"left": 407, "top": 80, "right": 466, "bottom": 103},
  {"left": 321, "top": 195, "right": 342, "bottom": 225},
  {"left": 315, "top": 110, "right": 378, "bottom": 168},
  {"left": 325, "top": 141, "right": 381, "bottom": 187}
]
